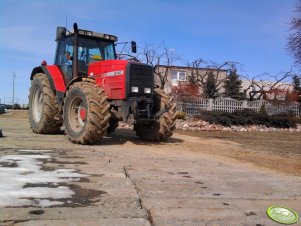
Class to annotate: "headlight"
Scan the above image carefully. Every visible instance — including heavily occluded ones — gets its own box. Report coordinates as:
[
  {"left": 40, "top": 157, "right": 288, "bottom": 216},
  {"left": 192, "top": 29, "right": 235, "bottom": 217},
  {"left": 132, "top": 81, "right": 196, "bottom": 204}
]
[
  {"left": 144, "top": 88, "right": 151, "bottom": 94},
  {"left": 131, "top": 87, "right": 139, "bottom": 93}
]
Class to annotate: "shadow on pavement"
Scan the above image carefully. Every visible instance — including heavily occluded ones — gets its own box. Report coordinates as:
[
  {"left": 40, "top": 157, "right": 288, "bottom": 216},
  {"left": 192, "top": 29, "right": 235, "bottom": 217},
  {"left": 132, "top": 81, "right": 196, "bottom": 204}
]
[{"left": 95, "top": 128, "right": 184, "bottom": 146}]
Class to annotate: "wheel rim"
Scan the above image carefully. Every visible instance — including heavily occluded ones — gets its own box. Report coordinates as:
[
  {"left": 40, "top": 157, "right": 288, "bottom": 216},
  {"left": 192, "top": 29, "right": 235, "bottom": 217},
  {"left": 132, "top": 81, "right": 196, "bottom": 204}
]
[
  {"left": 32, "top": 86, "right": 43, "bottom": 123},
  {"left": 68, "top": 96, "right": 87, "bottom": 133}
]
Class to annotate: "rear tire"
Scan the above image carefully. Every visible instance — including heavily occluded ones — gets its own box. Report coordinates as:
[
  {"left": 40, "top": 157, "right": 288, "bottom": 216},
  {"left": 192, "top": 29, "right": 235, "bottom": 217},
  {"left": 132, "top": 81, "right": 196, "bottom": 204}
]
[
  {"left": 28, "top": 73, "right": 62, "bottom": 133},
  {"left": 134, "top": 88, "right": 176, "bottom": 141},
  {"left": 63, "top": 82, "right": 110, "bottom": 144}
]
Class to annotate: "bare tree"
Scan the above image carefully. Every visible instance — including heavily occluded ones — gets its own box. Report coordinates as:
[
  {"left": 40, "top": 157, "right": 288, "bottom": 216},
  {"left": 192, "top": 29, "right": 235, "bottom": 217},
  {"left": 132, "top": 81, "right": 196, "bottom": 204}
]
[
  {"left": 133, "top": 42, "right": 181, "bottom": 89},
  {"left": 187, "top": 59, "right": 237, "bottom": 98},
  {"left": 288, "top": 0, "right": 301, "bottom": 66},
  {"left": 242, "top": 70, "right": 293, "bottom": 101}
]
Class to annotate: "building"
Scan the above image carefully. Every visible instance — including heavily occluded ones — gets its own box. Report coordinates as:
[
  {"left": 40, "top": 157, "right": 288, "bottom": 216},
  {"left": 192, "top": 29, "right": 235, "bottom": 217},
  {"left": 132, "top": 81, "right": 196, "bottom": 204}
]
[
  {"left": 155, "top": 65, "right": 228, "bottom": 96},
  {"left": 155, "top": 65, "right": 294, "bottom": 101}
]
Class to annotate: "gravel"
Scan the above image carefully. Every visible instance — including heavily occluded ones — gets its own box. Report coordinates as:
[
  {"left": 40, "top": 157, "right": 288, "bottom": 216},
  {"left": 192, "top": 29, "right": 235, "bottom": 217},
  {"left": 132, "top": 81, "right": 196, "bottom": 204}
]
[{"left": 175, "top": 118, "right": 301, "bottom": 132}]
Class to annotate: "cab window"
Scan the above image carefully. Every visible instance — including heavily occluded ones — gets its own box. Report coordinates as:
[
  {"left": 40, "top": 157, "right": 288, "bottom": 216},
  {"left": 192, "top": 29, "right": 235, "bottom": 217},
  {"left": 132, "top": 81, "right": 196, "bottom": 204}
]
[
  {"left": 55, "top": 37, "right": 74, "bottom": 65},
  {"left": 103, "top": 43, "right": 115, "bottom": 60}
]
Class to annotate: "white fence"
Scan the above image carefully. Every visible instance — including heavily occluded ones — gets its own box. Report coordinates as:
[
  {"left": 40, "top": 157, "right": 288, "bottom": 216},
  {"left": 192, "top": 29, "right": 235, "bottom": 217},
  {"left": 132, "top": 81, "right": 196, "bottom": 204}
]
[{"left": 176, "top": 97, "right": 301, "bottom": 117}]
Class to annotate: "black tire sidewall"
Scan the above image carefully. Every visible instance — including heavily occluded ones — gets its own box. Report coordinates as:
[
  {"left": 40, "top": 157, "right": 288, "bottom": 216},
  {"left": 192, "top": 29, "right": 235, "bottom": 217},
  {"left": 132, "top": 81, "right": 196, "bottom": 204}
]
[{"left": 29, "top": 78, "right": 45, "bottom": 130}]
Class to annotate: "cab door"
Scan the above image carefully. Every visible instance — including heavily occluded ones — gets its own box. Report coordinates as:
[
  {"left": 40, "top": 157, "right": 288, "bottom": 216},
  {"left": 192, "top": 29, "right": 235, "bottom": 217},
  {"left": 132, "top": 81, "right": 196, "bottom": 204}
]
[{"left": 55, "top": 37, "right": 74, "bottom": 85}]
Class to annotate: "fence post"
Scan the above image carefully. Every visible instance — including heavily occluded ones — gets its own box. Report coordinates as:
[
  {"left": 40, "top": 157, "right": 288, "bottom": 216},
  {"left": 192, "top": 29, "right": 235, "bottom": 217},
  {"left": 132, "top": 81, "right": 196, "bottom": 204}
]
[
  {"left": 207, "top": 98, "right": 213, "bottom": 111},
  {"left": 242, "top": 100, "right": 248, "bottom": 109},
  {"left": 177, "top": 101, "right": 183, "bottom": 112}
]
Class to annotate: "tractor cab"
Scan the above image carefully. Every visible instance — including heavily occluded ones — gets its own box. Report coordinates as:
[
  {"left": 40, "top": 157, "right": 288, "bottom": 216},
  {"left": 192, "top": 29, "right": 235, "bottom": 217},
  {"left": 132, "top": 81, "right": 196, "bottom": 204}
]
[{"left": 55, "top": 27, "right": 118, "bottom": 84}]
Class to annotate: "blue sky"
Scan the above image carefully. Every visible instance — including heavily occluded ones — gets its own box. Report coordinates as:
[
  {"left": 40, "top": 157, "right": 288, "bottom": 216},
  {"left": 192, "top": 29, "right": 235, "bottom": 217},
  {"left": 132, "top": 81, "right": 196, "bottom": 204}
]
[{"left": 0, "top": 0, "right": 296, "bottom": 105}]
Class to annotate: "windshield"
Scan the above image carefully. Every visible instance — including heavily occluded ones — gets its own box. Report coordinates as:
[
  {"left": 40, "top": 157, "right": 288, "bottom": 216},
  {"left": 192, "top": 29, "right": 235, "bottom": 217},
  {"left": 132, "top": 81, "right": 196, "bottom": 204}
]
[{"left": 78, "top": 37, "right": 116, "bottom": 63}]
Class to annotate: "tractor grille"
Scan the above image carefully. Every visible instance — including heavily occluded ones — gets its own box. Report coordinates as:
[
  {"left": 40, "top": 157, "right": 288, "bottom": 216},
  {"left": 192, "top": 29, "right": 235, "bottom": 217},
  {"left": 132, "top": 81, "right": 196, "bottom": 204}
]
[{"left": 127, "top": 63, "right": 154, "bottom": 97}]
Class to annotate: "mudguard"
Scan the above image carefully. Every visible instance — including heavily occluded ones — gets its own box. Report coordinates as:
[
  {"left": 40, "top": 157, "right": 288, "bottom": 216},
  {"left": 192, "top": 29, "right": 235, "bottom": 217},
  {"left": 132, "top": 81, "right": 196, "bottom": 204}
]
[
  {"left": 31, "top": 65, "right": 66, "bottom": 92},
  {"left": 30, "top": 65, "right": 66, "bottom": 104}
]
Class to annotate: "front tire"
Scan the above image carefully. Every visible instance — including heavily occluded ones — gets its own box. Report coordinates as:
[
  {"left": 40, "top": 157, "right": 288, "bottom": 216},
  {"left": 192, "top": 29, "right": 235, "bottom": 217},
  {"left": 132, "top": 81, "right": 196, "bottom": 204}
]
[
  {"left": 134, "top": 88, "right": 176, "bottom": 141},
  {"left": 63, "top": 82, "right": 110, "bottom": 144},
  {"left": 28, "top": 73, "right": 62, "bottom": 133}
]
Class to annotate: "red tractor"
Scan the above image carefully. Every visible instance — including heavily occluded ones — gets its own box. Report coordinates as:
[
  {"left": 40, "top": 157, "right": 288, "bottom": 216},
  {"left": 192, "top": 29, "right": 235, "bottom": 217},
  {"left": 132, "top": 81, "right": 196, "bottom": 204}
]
[{"left": 29, "top": 23, "right": 176, "bottom": 144}]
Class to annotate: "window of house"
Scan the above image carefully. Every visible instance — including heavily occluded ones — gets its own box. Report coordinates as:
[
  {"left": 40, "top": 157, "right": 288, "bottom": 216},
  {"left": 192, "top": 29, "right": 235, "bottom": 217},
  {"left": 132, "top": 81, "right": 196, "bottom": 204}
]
[
  {"left": 171, "top": 71, "right": 178, "bottom": 81},
  {"left": 178, "top": 72, "right": 186, "bottom": 81},
  {"left": 171, "top": 70, "right": 187, "bottom": 84}
]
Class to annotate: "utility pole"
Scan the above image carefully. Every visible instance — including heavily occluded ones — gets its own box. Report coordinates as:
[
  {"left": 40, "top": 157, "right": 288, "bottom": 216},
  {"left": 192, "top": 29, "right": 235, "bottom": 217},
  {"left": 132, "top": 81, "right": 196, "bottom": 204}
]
[{"left": 12, "top": 72, "right": 16, "bottom": 110}]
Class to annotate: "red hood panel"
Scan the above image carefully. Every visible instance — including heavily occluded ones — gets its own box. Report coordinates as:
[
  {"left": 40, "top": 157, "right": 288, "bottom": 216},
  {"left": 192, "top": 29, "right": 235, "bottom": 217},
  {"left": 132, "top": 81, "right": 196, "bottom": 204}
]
[
  {"left": 88, "top": 60, "right": 128, "bottom": 77},
  {"left": 88, "top": 60, "right": 128, "bottom": 100}
]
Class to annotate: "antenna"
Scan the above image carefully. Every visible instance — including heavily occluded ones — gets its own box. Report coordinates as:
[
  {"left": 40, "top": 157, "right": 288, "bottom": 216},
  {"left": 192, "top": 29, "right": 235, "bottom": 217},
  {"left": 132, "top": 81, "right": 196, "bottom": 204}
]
[{"left": 65, "top": 16, "right": 68, "bottom": 29}]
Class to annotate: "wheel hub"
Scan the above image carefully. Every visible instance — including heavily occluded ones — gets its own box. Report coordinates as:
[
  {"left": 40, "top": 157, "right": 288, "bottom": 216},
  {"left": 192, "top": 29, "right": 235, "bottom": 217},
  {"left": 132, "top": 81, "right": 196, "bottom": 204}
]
[
  {"left": 79, "top": 107, "right": 87, "bottom": 121},
  {"left": 67, "top": 97, "right": 87, "bottom": 132}
]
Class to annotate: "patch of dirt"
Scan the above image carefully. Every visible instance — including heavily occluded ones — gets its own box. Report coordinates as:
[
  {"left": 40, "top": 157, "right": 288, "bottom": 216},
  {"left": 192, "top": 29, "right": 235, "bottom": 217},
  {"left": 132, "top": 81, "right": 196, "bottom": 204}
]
[
  {"left": 176, "top": 130, "right": 301, "bottom": 176},
  {"left": 0, "top": 110, "right": 28, "bottom": 119},
  {"left": 21, "top": 183, "right": 106, "bottom": 208},
  {"left": 40, "top": 165, "right": 57, "bottom": 171},
  {"left": 0, "top": 219, "right": 30, "bottom": 225},
  {"left": 0, "top": 162, "right": 17, "bottom": 167},
  {"left": 177, "top": 171, "right": 189, "bottom": 175},
  {"left": 23, "top": 183, "right": 60, "bottom": 188},
  {"left": 67, "top": 184, "right": 106, "bottom": 207},
  {"left": 59, "top": 156, "right": 84, "bottom": 159},
  {"left": 89, "top": 174, "right": 105, "bottom": 177},
  {"left": 19, "top": 152, "right": 45, "bottom": 155},
  {"left": 28, "top": 210, "right": 45, "bottom": 215},
  {"left": 177, "top": 130, "right": 301, "bottom": 155},
  {"left": 50, "top": 159, "right": 88, "bottom": 165}
]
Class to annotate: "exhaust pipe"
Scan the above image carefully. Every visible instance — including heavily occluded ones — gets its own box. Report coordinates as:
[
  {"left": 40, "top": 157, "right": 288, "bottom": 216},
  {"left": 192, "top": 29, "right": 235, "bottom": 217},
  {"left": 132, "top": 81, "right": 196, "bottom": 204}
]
[{"left": 72, "top": 23, "right": 79, "bottom": 78}]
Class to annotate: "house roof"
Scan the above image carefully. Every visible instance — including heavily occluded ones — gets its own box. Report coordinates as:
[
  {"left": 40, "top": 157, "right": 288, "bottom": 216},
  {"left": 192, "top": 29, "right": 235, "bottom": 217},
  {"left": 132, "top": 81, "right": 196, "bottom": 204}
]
[{"left": 156, "top": 64, "right": 228, "bottom": 72}]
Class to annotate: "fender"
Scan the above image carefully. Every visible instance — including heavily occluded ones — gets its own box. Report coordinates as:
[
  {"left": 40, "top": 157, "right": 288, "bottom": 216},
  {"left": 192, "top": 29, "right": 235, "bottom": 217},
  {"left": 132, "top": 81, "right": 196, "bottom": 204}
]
[
  {"left": 65, "top": 77, "right": 96, "bottom": 93},
  {"left": 31, "top": 65, "right": 66, "bottom": 104},
  {"left": 31, "top": 65, "right": 66, "bottom": 92}
]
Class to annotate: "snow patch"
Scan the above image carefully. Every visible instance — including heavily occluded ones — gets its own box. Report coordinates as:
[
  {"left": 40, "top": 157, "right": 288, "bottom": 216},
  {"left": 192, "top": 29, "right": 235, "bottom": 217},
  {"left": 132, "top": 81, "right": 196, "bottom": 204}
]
[
  {"left": 18, "top": 149, "right": 54, "bottom": 153},
  {"left": 37, "top": 199, "right": 64, "bottom": 207},
  {"left": 0, "top": 151, "right": 87, "bottom": 207}
]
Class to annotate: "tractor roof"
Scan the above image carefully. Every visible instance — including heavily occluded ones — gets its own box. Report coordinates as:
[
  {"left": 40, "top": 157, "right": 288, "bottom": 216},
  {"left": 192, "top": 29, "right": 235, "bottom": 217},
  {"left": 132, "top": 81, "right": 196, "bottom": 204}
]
[{"left": 67, "top": 28, "right": 118, "bottom": 42}]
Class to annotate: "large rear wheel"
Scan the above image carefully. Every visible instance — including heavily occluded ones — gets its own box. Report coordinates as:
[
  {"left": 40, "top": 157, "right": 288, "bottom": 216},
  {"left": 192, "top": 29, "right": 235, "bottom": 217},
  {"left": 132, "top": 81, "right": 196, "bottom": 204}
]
[
  {"left": 28, "top": 73, "right": 62, "bottom": 133},
  {"left": 134, "top": 88, "right": 176, "bottom": 141},
  {"left": 63, "top": 82, "right": 110, "bottom": 144}
]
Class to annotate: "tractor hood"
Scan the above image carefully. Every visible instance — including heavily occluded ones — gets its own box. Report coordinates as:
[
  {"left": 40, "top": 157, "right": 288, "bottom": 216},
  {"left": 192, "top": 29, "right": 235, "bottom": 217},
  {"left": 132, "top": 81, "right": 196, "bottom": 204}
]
[
  {"left": 88, "top": 60, "right": 128, "bottom": 78},
  {"left": 88, "top": 60, "right": 154, "bottom": 100}
]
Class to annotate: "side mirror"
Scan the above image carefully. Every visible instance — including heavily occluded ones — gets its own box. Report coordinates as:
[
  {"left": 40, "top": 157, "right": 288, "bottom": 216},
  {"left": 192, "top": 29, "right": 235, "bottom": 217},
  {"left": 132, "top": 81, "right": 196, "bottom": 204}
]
[
  {"left": 131, "top": 41, "right": 137, "bottom": 53},
  {"left": 56, "top": 27, "right": 66, "bottom": 41}
]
